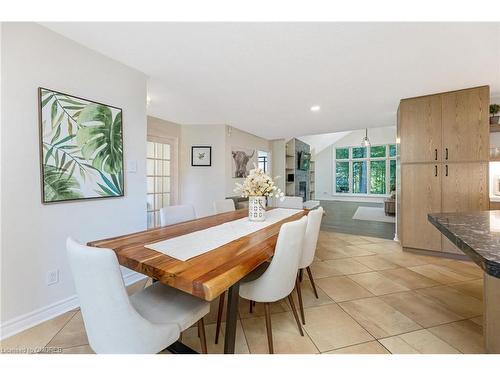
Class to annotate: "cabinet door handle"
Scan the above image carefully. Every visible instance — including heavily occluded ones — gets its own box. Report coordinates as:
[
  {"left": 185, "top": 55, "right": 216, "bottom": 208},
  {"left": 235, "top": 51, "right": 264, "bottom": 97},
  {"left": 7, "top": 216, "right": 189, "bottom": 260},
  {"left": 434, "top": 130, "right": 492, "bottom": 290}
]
[
  {"left": 434, "top": 149, "right": 438, "bottom": 160},
  {"left": 445, "top": 148, "right": 449, "bottom": 160},
  {"left": 435, "top": 165, "right": 438, "bottom": 177},
  {"left": 445, "top": 164, "right": 448, "bottom": 176}
]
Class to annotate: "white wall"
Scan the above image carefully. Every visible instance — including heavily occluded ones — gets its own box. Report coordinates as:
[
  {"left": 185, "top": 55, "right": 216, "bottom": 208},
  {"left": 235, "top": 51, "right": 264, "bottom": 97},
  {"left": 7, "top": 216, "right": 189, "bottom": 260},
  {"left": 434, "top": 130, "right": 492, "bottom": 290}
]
[
  {"left": 314, "top": 126, "right": 396, "bottom": 201},
  {"left": 225, "top": 126, "right": 271, "bottom": 196},
  {"left": 179, "top": 124, "right": 226, "bottom": 218},
  {"left": 271, "top": 139, "right": 286, "bottom": 192},
  {"left": 0, "top": 23, "right": 148, "bottom": 337}
]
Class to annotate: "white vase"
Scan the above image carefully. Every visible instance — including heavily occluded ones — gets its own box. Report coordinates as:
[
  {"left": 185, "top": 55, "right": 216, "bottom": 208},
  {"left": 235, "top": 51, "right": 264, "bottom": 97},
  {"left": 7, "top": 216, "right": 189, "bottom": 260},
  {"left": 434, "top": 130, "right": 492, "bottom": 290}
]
[{"left": 248, "top": 196, "right": 266, "bottom": 222}]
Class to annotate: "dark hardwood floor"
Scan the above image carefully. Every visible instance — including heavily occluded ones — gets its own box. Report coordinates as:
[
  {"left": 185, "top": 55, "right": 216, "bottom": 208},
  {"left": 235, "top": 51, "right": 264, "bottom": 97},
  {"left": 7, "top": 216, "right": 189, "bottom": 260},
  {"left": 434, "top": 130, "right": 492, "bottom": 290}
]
[{"left": 319, "top": 200, "right": 395, "bottom": 240}]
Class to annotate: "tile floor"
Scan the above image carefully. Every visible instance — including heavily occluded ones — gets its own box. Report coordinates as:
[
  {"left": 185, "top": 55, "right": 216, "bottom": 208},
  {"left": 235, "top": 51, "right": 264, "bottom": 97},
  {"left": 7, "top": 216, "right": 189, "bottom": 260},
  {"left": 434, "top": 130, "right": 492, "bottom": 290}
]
[{"left": 0, "top": 231, "right": 485, "bottom": 354}]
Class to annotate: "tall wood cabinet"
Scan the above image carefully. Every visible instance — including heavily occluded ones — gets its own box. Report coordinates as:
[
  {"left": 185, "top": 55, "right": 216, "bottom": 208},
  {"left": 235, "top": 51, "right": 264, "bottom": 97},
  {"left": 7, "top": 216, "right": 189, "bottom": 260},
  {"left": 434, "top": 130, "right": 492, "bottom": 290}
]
[{"left": 397, "top": 86, "right": 489, "bottom": 255}]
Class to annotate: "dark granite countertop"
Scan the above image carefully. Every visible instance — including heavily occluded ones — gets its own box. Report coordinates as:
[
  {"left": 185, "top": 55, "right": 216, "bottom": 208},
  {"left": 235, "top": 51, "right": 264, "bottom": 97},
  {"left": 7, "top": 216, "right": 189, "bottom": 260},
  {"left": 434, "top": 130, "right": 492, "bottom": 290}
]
[{"left": 428, "top": 211, "right": 500, "bottom": 278}]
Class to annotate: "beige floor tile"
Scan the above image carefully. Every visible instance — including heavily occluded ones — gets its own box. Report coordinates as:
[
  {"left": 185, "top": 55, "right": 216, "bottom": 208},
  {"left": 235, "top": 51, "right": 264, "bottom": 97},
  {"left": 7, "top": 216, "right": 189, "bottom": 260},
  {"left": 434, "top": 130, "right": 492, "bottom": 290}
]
[
  {"left": 316, "top": 276, "right": 373, "bottom": 302},
  {"left": 342, "top": 237, "right": 373, "bottom": 246},
  {"left": 309, "top": 260, "right": 344, "bottom": 278},
  {"left": 339, "top": 297, "right": 421, "bottom": 339},
  {"left": 429, "top": 320, "right": 485, "bottom": 353},
  {"left": 47, "top": 311, "right": 88, "bottom": 349},
  {"left": 379, "top": 337, "right": 419, "bottom": 354},
  {"left": 336, "top": 245, "right": 378, "bottom": 257},
  {"left": 380, "top": 252, "right": 432, "bottom": 268},
  {"left": 415, "top": 286, "right": 483, "bottom": 318},
  {"left": 359, "top": 236, "right": 393, "bottom": 244},
  {"left": 350, "top": 243, "right": 399, "bottom": 255},
  {"left": 315, "top": 247, "right": 352, "bottom": 261},
  {"left": 469, "top": 316, "right": 483, "bottom": 327},
  {"left": 379, "top": 268, "right": 439, "bottom": 289},
  {"left": 348, "top": 272, "right": 409, "bottom": 295},
  {"left": 409, "top": 264, "right": 476, "bottom": 284},
  {"left": 397, "top": 329, "right": 460, "bottom": 354},
  {"left": 322, "top": 258, "right": 372, "bottom": 275},
  {"left": 354, "top": 255, "right": 400, "bottom": 271},
  {"left": 0, "top": 310, "right": 76, "bottom": 353},
  {"left": 381, "top": 291, "right": 464, "bottom": 327},
  {"left": 427, "top": 258, "right": 483, "bottom": 279},
  {"left": 324, "top": 341, "right": 389, "bottom": 354},
  {"left": 318, "top": 237, "right": 352, "bottom": 250},
  {"left": 241, "top": 311, "right": 319, "bottom": 354},
  {"left": 301, "top": 304, "right": 373, "bottom": 352},
  {"left": 238, "top": 298, "right": 288, "bottom": 320},
  {"left": 295, "top": 279, "right": 334, "bottom": 309},
  {"left": 449, "top": 279, "right": 483, "bottom": 301},
  {"left": 61, "top": 345, "right": 95, "bottom": 354},
  {"left": 182, "top": 321, "right": 249, "bottom": 354}
]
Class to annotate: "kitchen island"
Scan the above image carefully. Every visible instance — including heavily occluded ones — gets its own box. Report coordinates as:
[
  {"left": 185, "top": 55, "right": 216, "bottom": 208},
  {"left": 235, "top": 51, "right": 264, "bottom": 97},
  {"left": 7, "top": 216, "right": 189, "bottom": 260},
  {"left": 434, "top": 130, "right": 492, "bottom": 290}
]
[{"left": 428, "top": 211, "right": 500, "bottom": 354}]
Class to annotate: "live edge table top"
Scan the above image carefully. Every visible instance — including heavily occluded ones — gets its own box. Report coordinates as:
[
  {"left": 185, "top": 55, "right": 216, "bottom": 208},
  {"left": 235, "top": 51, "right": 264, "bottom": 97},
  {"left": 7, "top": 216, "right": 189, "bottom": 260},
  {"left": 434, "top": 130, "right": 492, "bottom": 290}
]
[
  {"left": 88, "top": 208, "right": 308, "bottom": 301},
  {"left": 428, "top": 211, "right": 500, "bottom": 279}
]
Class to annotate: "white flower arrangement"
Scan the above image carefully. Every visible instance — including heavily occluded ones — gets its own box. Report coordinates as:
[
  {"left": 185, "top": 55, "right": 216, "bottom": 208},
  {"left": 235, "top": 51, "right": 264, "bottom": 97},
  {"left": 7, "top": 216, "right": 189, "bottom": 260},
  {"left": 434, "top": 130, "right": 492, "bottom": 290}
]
[{"left": 234, "top": 165, "right": 285, "bottom": 200}]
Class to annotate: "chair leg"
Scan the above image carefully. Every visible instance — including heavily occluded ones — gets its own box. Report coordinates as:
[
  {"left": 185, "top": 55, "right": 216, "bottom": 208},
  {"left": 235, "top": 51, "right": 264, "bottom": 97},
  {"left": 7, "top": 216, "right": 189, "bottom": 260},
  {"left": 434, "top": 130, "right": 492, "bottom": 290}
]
[
  {"left": 264, "top": 302, "right": 274, "bottom": 354},
  {"left": 249, "top": 300, "right": 253, "bottom": 313},
  {"left": 215, "top": 291, "right": 225, "bottom": 344},
  {"left": 198, "top": 318, "right": 208, "bottom": 354},
  {"left": 295, "top": 275, "right": 305, "bottom": 324},
  {"left": 306, "top": 266, "right": 319, "bottom": 299},
  {"left": 299, "top": 268, "right": 304, "bottom": 283},
  {"left": 287, "top": 294, "right": 304, "bottom": 336}
]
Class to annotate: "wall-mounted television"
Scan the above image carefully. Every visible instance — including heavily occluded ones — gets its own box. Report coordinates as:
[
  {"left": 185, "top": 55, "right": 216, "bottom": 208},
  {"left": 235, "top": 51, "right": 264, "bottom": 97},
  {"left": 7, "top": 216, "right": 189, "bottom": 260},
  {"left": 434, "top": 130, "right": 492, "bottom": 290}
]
[{"left": 298, "top": 152, "right": 311, "bottom": 171}]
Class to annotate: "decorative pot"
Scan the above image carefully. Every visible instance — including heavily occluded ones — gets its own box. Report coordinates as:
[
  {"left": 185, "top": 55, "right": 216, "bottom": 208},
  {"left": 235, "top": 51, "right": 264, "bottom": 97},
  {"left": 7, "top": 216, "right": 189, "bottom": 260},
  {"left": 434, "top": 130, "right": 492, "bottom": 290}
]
[
  {"left": 490, "top": 116, "right": 500, "bottom": 125},
  {"left": 249, "top": 196, "right": 266, "bottom": 222}
]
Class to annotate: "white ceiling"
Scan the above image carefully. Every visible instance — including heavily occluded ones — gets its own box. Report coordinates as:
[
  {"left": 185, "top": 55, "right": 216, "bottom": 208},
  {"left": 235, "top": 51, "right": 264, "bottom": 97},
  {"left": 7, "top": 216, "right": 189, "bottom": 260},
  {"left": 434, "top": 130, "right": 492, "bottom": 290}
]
[{"left": 42, "top": 22, "right": 500, "bottom": 140}]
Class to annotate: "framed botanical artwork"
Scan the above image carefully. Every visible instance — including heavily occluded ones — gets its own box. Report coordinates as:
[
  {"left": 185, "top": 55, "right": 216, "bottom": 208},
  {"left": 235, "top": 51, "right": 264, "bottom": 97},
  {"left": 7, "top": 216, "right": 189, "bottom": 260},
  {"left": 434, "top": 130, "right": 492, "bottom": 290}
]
[
  {"left": 38, "top": 87, "right": 124, "bottom": 203},
  {"left": 191, "top": 146, "right": 212, "bottom": 166}
]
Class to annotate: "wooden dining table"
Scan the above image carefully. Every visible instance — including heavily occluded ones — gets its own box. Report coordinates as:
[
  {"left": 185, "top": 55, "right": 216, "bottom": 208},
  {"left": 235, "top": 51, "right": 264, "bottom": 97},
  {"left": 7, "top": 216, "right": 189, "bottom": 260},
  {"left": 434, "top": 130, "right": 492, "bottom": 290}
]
[{"left": 88, "top": 208, "right": 308, "bottom": 354}]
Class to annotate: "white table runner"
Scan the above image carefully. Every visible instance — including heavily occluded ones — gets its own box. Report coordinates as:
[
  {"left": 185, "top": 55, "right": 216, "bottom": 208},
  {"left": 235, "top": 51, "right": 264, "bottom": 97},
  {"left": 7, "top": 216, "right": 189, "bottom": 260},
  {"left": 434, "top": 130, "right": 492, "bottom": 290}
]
[{"left": 145, "top": 208, "right": 302, "bottom": 261}]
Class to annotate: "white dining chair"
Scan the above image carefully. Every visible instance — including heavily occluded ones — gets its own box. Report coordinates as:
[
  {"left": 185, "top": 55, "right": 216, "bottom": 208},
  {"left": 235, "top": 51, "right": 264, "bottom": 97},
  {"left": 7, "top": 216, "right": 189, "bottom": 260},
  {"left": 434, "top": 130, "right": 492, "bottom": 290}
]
[
  {"left": 238, "top": 216, "right": 308, "bottom": 353},
  {"left": 295, "top": 206, "right": 324, "bottom": 324},
  {"left": 213, "top": 199, "right": 236, "bottom": 214},
  {"left": 277, "top": 196, "right": 304, "bottom": 209},
  {"left": 67, "top": 238, "right": 210, "bottom": 354},
  {"left": 160, "top": 204, "right": 196, "bottom": 226}
]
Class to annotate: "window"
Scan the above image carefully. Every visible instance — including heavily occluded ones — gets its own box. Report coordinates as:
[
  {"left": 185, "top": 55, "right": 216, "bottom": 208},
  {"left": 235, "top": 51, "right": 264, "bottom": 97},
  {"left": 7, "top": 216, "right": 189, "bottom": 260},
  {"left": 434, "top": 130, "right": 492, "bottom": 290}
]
[
  {"left": 147, "top": 141, "right": 172, "bottom": 228},
  {"left": 334, "top": 144, "right": 396, "bottom": 195},
  {"left": 335, "top": 162, "right": 349, "bottom": 193},
  {"left": 336, "top": 148, "right": 349, "bottom": 159},
  {"left": 370, "top": 160, "right": 386, "bottom": 194},
  {"left": 352, "top": 161, "right": 367, "bottom": 193},
  {"left": 258, "top": 151, "right": 269, "bottom": 173}
]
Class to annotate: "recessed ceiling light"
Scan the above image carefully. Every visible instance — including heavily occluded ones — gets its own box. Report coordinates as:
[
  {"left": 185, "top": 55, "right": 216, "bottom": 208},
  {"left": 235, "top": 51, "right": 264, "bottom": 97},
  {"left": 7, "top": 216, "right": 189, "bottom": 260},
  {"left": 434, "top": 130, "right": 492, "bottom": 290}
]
[{"left": 310, "top": 105, "right": 320, "bottom": 112}]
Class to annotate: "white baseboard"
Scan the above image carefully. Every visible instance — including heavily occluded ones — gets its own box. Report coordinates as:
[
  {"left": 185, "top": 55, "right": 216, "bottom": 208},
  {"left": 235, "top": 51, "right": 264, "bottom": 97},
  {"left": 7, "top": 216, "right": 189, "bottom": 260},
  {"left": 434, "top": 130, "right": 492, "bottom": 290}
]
[{"left": 0, "top": 271, "right": 147, "bottom": 340}]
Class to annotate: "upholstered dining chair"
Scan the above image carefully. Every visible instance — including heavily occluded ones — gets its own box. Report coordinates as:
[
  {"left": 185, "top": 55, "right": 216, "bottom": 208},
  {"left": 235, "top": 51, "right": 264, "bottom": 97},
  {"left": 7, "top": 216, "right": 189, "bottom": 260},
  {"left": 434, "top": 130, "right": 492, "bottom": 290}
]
[
  {"left": 277, "top": 196, "right": 304, "bottom": 209},
  {"left": 238, "top": 216, "right": 307, "bottom": 353},
  {"left": 67, "top": 238, "right": 210, "bottom": 354},
  {"left": 160, "top": 204, "right": 196, "bottom": 226},
  {"left": 295, "top": 206, "right": 324, "bottom": 324},
  {"left": 213, "top": 199, "right": 236, "bottom": 214}
]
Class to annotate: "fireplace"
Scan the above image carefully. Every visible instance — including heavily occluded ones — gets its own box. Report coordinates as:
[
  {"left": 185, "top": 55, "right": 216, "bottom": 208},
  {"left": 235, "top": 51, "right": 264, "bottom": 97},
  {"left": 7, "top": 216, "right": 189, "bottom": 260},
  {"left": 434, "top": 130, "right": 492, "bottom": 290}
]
[{"left": 298, "top": 181, "right": 307, "bottom": 202}]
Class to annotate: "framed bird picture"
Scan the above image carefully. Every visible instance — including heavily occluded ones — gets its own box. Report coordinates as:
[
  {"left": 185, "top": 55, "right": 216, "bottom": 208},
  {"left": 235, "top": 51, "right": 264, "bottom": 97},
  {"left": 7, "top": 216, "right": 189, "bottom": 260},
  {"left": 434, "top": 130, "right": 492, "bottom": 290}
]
[{"left": 191, "top": 146, "right": 212, "bottom": 167}]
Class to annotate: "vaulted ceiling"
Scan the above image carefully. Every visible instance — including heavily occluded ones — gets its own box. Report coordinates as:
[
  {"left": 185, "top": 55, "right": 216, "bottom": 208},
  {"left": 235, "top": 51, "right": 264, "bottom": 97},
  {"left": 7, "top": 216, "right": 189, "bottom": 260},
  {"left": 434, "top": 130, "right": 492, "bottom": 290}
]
[{"left": 42, "top": 22, "right": 500, "bottom": 139}]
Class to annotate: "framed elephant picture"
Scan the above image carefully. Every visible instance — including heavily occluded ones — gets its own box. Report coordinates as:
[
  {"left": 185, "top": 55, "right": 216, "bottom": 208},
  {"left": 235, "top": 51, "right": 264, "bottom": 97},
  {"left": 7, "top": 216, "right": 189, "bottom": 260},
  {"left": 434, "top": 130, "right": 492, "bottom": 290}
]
[
  {"left": 38, "top": 88, "right": 124, "bottom": 203},
  {"left": 191, "top": 146, "right": 212, "bottom": 166},
  {"left": 231, "top": 147, "right": 256, "bottom": 178}
]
